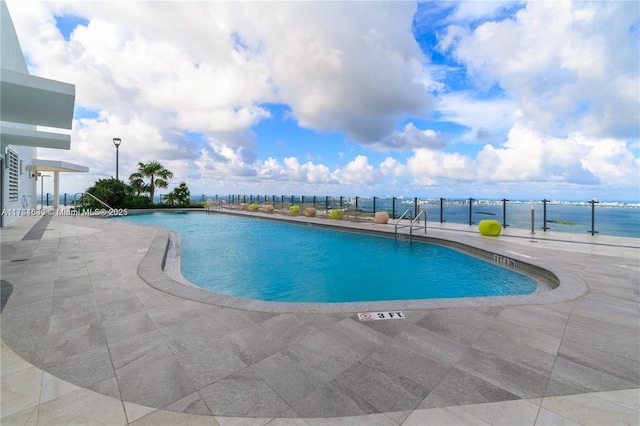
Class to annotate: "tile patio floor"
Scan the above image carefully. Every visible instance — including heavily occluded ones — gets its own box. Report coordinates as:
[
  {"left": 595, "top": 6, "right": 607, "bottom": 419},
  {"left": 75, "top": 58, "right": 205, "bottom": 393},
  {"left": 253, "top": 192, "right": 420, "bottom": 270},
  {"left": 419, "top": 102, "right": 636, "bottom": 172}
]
[{"left": 1, "top": 211, "right": 638, "bottom": 425}]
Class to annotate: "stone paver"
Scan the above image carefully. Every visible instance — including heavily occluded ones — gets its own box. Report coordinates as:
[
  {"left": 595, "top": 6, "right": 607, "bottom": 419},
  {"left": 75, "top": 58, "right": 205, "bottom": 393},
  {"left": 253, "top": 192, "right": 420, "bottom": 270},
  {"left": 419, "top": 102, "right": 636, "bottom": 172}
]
[{"left": 1, "top": 211, "right": 639, "bottom": 425}]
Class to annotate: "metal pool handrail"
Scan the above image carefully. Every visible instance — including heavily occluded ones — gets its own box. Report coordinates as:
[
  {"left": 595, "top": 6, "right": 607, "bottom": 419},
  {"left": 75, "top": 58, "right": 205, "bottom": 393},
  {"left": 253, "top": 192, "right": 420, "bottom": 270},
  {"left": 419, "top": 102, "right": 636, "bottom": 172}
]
[
  {"left": 394, "top": 209, "right": 427, "bottom": 242},
  {"left": 73, "top": 192, "right": 112, "bottom": 210}
]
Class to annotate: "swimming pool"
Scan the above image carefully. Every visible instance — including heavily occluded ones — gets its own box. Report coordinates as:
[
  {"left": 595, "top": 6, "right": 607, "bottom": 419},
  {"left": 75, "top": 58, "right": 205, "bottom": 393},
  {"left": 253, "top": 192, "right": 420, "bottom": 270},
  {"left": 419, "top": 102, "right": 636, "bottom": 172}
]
[{"left": 119, "top": 211, "right": 538, "bottom": 303}]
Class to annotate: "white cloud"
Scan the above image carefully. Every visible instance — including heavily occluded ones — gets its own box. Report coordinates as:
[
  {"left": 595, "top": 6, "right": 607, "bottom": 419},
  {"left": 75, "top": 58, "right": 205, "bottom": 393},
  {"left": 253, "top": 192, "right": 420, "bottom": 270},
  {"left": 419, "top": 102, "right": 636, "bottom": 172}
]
[
  {"left": 447, "top": 1, "right": 639, "bottom": 139},
  {"left": 195, "top": 139, "right": 257, "bottom": 180},
  {"left": 7, "top": 0, "right": 438, "bottom": 193},
  {"left": 473, "top": 122, "right": 637, "bottom": 188},
  {"left": 257, "top": 157, "right": 335, "bottom": 185},
  {"left": 436, "top": 92, "right": 518, "bottom": 143},
  {"left": 371, "top": 123, "right": 447, "bottom": 151},
  {"left": 448, "top": 1, "right": 524, "bottom": 24},
  {"left": 254, "top": 155, "right": 380, "bottom": 188},
  {"left": 406, "top": 149, "right": 475, "bottom": 185},
  {"left": 379, "top": 157, "right": 406, "bottom": 177},
  {"left": 334, "top": 155, "right": 379, "bottom": 186},
  {"left": 6, "top": 1, "right": 638, "bottom": 201},
  {"left": 257, "top": 157, "right": 286, "bottom": 181},
  {"left": 398, "top": 121, "right": 638, "bottom": 193},
  {"left": 245, "top": 1, "right": 434, "bottom": 143},
  {"left": 10, "top": 1, "right": 433, "bottom": 143}
]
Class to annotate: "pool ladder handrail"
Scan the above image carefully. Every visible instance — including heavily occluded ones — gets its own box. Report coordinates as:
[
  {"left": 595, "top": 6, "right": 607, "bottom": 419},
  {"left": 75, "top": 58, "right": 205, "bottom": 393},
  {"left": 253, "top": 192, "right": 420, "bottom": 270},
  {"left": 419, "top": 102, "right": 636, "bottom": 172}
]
[
  {"left": 394, "top": 209, "right": 427, "bottom": 242},
  {"left": 73, "top": 192, "right": 113, "bottom": 210},
  {"left": 205, "top": 199, "right": 225, "bottom": 212}
]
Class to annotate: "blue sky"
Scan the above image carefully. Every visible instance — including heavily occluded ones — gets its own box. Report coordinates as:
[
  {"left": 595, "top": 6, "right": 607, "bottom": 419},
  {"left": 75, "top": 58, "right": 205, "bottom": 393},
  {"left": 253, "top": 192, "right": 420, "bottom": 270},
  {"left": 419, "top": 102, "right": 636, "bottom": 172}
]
[{"left": 8, "top": 1, "right": 640, "bottom": 201}]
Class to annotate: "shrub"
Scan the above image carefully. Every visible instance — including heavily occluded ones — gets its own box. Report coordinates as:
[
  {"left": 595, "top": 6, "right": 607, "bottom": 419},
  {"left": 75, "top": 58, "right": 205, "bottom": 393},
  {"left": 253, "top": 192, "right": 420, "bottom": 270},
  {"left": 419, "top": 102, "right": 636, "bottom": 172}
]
[
  {"left": 249, "top": 203, "right": 259, "bottom": 211},
  {"left": 125, "top": 195, "right": 153, "bottom": 208},
  {"left": 289, "top": 205, "right": 300, "bottom": 214},
  {"left": 85, "top": 178, "right": 131, "bottom": 208},
  {"left": 163, "top": 182, "right": 191, "bottom": 207}
]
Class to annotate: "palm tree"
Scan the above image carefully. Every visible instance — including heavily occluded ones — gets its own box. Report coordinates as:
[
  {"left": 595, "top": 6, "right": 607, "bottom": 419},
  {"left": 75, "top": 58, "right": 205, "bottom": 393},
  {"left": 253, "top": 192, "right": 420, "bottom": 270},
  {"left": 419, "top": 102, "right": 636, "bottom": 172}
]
[
  {"left": 133, "top": 161, "right": 173, "bottom": 201},
  {"left": 128, "top": 172, "right": 149, "bottom": 196}
]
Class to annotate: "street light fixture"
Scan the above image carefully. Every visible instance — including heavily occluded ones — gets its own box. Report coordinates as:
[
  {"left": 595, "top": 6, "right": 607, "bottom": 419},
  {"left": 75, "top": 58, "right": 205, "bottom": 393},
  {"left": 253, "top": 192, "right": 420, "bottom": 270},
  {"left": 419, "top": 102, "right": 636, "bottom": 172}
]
[
  {"left": 39, "top": 173, "right": 50, "bottom": 208},
  {"left": 113, "top": 138, "right": 122, "bottom": 180}
]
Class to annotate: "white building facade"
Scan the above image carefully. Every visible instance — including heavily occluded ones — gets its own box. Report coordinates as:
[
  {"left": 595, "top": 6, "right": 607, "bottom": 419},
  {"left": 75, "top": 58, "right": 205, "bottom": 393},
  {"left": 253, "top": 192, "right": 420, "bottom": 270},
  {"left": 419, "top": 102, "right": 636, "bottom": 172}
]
[{"left": 1, "top": 1, "right": 87, "bottom": 226}]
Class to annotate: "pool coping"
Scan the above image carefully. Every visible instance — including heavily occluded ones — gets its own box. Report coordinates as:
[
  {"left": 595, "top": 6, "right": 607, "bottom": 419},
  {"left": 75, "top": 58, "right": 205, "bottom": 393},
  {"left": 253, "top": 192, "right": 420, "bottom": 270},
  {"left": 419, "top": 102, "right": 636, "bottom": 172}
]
[{"left": 137, "top": 209, "right": 589, "bottom": 313}]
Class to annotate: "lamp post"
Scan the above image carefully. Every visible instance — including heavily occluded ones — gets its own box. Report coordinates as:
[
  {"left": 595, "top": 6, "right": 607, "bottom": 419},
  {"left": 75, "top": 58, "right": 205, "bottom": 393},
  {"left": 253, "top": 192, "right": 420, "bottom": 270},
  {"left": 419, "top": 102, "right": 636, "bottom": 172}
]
[
  {"left": 39, "top": 173, "right": 50, "bottom": 208},
  {"left": 113, "top": 138, "right": 122, "bottom": 180}
]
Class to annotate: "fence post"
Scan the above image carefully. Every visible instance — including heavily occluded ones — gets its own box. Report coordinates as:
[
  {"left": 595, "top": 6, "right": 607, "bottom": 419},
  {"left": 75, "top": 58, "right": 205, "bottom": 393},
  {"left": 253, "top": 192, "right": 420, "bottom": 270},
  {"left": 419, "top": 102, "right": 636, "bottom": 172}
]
[
  {"left": 414, "top": 197, "right": 418, "bottom": 219},
  {"left": 392, "top": 197, "right": 396, "bottom": 219},
  {"left": 588, "top": 199, "right": 599, "bottom": 235},
  {"left": 468, "top": 198, "right": 474, "bottom": 225},
  {"left": 440, "top": 198, "right": 446, "bottom": 223},
  {"left": 541, "top": 199, "right": 550, "bottom": 231},
  {"left": 502, "top": 198, "right": 509, "bottom": 228}
]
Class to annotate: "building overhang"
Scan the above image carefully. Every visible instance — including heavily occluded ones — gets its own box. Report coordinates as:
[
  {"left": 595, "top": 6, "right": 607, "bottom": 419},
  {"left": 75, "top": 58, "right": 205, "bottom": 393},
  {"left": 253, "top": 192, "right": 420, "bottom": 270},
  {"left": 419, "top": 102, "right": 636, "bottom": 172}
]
[
  {"left": 0, "top": 68, "right": 75, "bottom": 129},
  {"left": 0, "top": 124, "right": 71, "bottom": 150},
  {"left": 32, "top": 159, "right": 89, "bottom": 173}
]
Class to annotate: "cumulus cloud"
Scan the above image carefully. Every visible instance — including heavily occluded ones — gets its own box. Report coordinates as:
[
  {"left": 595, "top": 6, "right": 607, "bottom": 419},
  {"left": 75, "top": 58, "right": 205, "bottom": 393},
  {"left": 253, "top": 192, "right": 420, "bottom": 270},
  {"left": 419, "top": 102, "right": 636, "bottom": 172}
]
[
  {"left": 379, "top": 157, "right": 406, "bottom": 177},
  {"left": 8, "top": 1, "right": 437, "bottom": 188},
  {"left": 370, "top": 122, "right": 447, "bottom": 151},
  {"left": 6, "top": 1, "right": 638, "bottom": 200},
  {"left": 406, "top": 149, "right": 475, "bottom": 186},
  {"left": 334, "top": 155, "right": 379, "bottom": 186},
  {"left": 255, "top": 157, "right": 336, "bottom": 185},
  {"left": 10, "top": 1, "right": 433, "bottom": 142},
  {"left": 255, "top": 155, "right": 380, "bottom": 188},
  {"left": 446, "top": 1, "right": 639, "bottom": 139},
  {"left": 195, "top": 139, "right": 257, "bottom": 180},
  {"left": 436, "top": 92, "right": 518, "bottom": 143},
  {"left": 242, "top": 1, "right": 434, "bottom": 143},
  {"left": 404, "top": 121, "right": 637, "bottom": 190}
]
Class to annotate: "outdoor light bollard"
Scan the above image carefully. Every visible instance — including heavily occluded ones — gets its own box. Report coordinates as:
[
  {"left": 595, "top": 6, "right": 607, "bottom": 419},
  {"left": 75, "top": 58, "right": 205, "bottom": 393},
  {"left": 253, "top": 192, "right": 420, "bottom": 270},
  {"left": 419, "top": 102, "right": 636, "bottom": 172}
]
[
  {"left": 530, "top": 200, "right": 535, "bottom": 234},
  {"left": 588, "top": 199, "right": 599, "bottom": 235}
]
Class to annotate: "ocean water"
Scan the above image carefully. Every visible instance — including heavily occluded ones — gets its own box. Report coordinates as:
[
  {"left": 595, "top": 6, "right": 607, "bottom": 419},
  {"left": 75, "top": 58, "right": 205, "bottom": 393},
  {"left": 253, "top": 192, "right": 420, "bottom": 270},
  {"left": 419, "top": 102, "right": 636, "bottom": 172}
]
[{"left": 201, "top": 195, "right": 640, "bottom": 239}]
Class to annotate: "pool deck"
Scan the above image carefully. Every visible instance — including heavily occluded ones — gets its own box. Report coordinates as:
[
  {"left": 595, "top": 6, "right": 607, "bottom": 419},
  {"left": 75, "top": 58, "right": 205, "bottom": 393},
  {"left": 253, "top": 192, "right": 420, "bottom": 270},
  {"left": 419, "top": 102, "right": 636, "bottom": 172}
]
[{"left": 1, "top": 210, "right": 638, "bottom": 425}]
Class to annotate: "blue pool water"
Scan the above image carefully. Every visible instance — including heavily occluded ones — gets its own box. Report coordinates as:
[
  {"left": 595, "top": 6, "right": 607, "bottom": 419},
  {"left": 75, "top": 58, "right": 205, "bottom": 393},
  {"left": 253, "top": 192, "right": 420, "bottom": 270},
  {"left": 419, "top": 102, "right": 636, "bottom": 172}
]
[{"left": 117, "top": 212, "right": 537, "bottom": 303}]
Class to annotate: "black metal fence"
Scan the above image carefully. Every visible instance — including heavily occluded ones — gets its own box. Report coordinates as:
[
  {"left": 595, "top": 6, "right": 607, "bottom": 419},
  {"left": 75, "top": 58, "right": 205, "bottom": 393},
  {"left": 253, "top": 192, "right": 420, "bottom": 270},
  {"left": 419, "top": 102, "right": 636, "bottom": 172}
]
[{"left": 38, "top": 193, "right": 640, "bottom": 238}]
